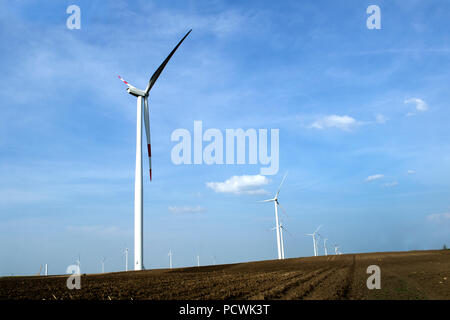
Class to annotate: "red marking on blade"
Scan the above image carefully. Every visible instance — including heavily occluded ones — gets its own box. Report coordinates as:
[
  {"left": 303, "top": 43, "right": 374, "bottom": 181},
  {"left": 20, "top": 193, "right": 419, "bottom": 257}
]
[
  {"left": 147, "top": 144, "right": 151, "bottom": 157},
  {"left": 149, "top": 169, "right": 152, "bottom": 181}
]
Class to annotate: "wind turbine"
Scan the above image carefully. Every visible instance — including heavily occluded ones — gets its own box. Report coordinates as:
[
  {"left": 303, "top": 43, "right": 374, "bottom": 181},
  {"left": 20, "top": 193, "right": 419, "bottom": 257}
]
[
  {"left": 261, "top": 173, "right": 288, "bottom": 260},
  {"left": 196, "top": 255, "right": 200, "bottom": 267},
  {"left": 168, "top": 249, "right": 173, "bottom": 269},
  {"left": 334, "top": 244, "right": 340, "bottom": 255},
  {"left": 124, "top": 248, "right": 129, "bottom": 272},
  {"left": 323, "top": 237, "right": 328, "bottom": 256},
  {"left": 305, "top": 225, "right": 322, "bottom": 257},
  {"left": 75, "top": 254, "right": 81, "bottom": 271},
  {"left": 271, "top": 221, "right": 291, "bottom": 260},
  {"left": 118, "top": 30, "right": 192, "bottom": 271},
  {"left": 279, "top": 221, "right": 292, "bottom": 259}
]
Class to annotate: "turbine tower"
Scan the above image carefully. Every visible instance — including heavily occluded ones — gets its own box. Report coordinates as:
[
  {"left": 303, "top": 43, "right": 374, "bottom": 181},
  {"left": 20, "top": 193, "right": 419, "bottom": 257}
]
[
  {"left": 323, "top": 238, "right": 328, "bottom": 256},
  {"left": 75, "top": 254, "right": 81, "bottom": 270},
  {"left": 168, "top": 249, "right": 173, "bottom": 269},
  {"left": 124, "top": 248, "right": 129, "bottom": 272},
  {"left": 261, "top": 173, "right": 288, "bottom": 260},
  {"left": 280, "top": 224, "right": 285, "bottom": 259},
  {"left": 279, "top": 222, "right": 292, "bottom": 259},
  {"left": 118, "top": 30, "right": 192, "bottom": 271},
  {"left": 305, "top": 225, "right": 322, "bottom": 257},
  {"left": 101, "top": 257, "right": 105, "bottom": 273}
]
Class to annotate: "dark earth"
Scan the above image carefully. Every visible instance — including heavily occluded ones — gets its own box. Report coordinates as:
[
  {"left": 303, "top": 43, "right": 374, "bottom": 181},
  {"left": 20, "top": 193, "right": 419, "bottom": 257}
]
[{"left": 1, "top": 250, "right": 449, "bottom": 300}]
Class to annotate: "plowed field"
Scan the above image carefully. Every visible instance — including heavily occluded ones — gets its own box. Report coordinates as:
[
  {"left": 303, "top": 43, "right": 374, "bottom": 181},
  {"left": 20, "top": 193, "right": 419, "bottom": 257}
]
[{"left": 1, "top": 250, "right": 449, "bottom": 300}]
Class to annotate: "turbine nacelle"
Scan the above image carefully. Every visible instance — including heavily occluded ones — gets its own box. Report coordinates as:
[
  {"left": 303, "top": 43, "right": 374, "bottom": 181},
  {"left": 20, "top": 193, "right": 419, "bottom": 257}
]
[{"left": 127, "top": 87, "right": 147, "bottom": 97}]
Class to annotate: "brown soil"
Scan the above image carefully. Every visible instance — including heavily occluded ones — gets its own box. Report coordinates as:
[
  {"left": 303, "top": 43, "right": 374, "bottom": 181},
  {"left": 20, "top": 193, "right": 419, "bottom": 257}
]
[{"left": 1, "top": 250, "right": 449, "bottom": 300}]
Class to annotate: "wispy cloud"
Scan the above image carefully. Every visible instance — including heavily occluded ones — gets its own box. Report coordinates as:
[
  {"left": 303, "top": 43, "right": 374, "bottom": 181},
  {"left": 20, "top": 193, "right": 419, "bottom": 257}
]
[
  {"left": 375, "top": 114, "right": 388, "bottom": 124},
  {"left": 384, "top": 181, "right": 398, "bottom": 187},
  {"left": 66, "top": 225, "right": 122, "bottom": 235},
  {"left": 427, "top": 213, "right": 450, "bottom": 223},
  {"left": 310, "top": 115, "right": 360, "bottom": 131},
  {"left": 407, "top": 170, "right": 416, "bottom": 175},
  {"left": 365, "top": 174, "right": 384, "bottom": 182},
  {"left": 405, "top": 98, "right": 428, "bottom": 116},
  {"left": 168, "top": 206, "right": 206, "bottom": 214},
  {"left": 206, "top": 174, "right": 270, "bottom": 195}
]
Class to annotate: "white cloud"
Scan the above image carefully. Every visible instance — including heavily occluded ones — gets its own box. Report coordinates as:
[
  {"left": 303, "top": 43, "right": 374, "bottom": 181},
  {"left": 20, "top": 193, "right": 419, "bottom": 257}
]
[
  {"left": 310, "top": 115, "right": 359, "bottom": 131},
  {"left": 375, "top": 114, "right": 388, "bottom": 124},
  {"left": 168, "top": 206, "right": 206, "bottom": 214},
  {"left": 384, "top": 181, "right": 398, "bottom": 187},
  {"left": 427, "top": 213, "right": 450, "bottom": 222},
  {"left": 405, "top": 98, "right": 428, "bottom": 116},
  {"left": 206, "top": 174, "right": 270, "bottom": 195},
  {"left": 407, "top": 170, "right": 416, "bottom": 175},
  {"left": 365, "top": 174, "right": 384, "bottom": 182}
]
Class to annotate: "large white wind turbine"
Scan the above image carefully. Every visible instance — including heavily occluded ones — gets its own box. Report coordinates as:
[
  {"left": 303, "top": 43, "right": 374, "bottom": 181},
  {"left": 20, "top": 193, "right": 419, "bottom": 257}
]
[
  {"left": 118, "top": 30, "right": 192, "bottom": 271},
  {"left": 261, "top": 173, "right": 288, "bottom": 260},
  {"left": 305, "top": 225, "right": 322, "bottom": 257}
]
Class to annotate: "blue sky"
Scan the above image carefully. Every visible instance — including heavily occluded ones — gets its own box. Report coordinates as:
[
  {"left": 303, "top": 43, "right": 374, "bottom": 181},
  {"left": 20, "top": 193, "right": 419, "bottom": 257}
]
[{"left": 0, "top": 0, "right": 449, "bottom": 276}]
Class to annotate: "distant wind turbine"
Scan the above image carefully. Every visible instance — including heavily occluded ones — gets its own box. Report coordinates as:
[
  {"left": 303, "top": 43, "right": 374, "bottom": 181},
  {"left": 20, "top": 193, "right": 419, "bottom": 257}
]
[
  {"left": 124, "top": 248, "right": 129, "bottom": 272},
  {"left": 118, "top": 29, "right": 192, "bottom": 271},
  {"left": 272, "top": 221, "right": 291, "bottom": 260},
  {"left": 261, "top": 173, "right": 288, "bottom": 260},
  {"left": 101, "top": 257, "right": 105, "bottom": 273},
  {"left": 168, "top": 249, "right": 173, "bottom": 269},
  {"left": 75, "top": 254, "right": 81, "bottom": 271},
  {"left": 305, "top": 225, "right": 322, "bottom": 257},
  {"left": 323, "top": 238, "right": 328, "bottom": 256},
  {"left": 196, "top": 255, "right": 200, "bottom": 267},
  {"left": 334, "top": 244, "right": 340, "bottom": 255}
]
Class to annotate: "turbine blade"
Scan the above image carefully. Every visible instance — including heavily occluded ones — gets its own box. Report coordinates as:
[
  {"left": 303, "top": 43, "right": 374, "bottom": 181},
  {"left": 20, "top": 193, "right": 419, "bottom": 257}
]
[
  {"left": 275, "top": 172, "right": 288, "bottom": 198},
  {"left": 143, "top": 98, "right": 152, "bottom": 181},
  {"left": 277, "top": 202, "right": 288, "bottom": 218},
  {"left": 145, "top": 29, "right": 192, "bottom": 95},
  {"left": 118, "top": 75, "right": 136, "bottom": 88},
  {"left": 282, "top": 226, "right": 293, "bottom": 237},
  {"left": 314, "top": 225, "right": 322, "bottom": 234},
  {"left": 259, "top": 199, "right": 275, "bottom": 203}
]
